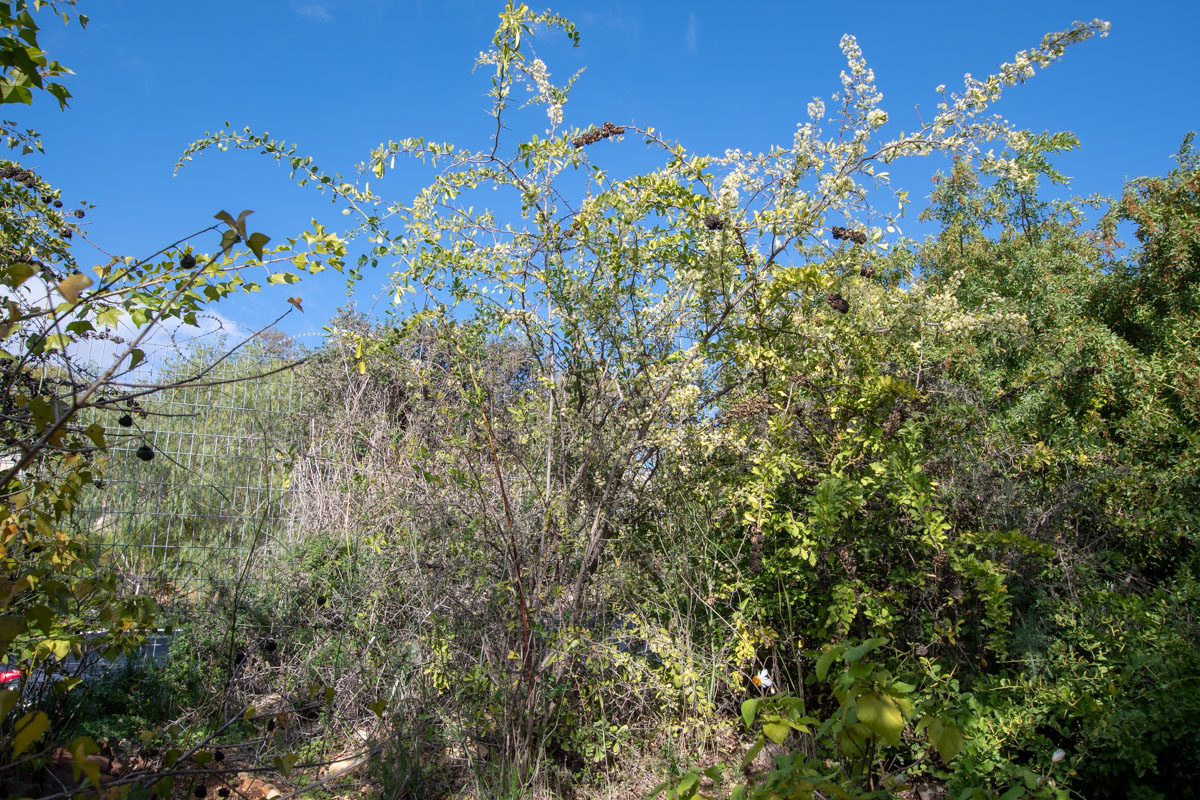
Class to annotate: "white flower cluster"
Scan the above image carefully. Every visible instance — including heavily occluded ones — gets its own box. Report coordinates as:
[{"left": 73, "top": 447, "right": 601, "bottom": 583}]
[
  {"left": 473, "top": 48, "right": 564, "bottom": 132},
  {"left": 980, "top": 150, "right": 1036, "bottom": 189},
  {"left": 837, "top": 34, "right": 886, "bottom": 139},
  {"left": 524, "top": 57, "right": 563, "bottom": 130},
  {"left": 807, "top": 97, "right": 825, "bottom": 123},
  {"left": 717, "top": 151, "right": 750, "bottom": 213}
]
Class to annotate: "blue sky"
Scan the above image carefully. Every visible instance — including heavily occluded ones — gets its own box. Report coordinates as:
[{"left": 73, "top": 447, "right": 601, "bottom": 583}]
[{"left": 17, "top": 0, "right": 1200, "bottom": 345}]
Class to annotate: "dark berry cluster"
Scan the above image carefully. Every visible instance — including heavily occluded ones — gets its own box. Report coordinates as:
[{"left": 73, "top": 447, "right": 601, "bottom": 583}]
[
  {"left": 831, "top": 225, "right": 868, "bottom": 245},
  {"left": 703, "top": 213, "right": 725, "bottom": 231},
  {"left": 859, "top": 264, "right": 876, "bottom": 278},
  {"left": 572, "top": 121, "right": 626, "bottom": 149},
  {"left": 180, "top": 253, "right": 197, "bottom": 270},
  {"left": 826, "top": 292, "right": 850, "bottom": 314}
]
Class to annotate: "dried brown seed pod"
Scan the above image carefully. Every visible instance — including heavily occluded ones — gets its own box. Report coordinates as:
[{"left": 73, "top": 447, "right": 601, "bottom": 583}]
[
  {"left": 572, "top": 121, "right": 626, "bottom": 148},
  {"left": 703, "top": 213, "right": 725, "bottom": 230},
  {"left": 826, "top": 293, "right": 850, "bottom": 314}
]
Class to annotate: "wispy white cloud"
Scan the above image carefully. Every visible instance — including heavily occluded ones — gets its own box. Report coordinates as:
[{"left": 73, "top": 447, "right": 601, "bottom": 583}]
[
  {"left": 685, "top": 12, "right": 698, "bottom": 53},
  {"left": 3, "top": 276, "right": 249, "bottom": 381},
  {"left": 68, "top": 310, "right": 251, "bottom": 378},
  {"left": 292, "top": 1, "right": 334, "bottom": 23}
]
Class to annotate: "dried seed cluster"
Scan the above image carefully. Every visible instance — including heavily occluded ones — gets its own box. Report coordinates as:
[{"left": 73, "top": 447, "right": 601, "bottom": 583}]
[
  {"left": 831, "top": 225, "right": 868, "bottom": 245},
  {"left": 826, "top": 292, "right": 850, "bottom": 314},
  {"left": 703, "top": 213, "right": 725, "bottom": 231},
  {"left": 860, "top": 264, "right": 876, "bottom": 278},
  {"left": 572, "top": 121, "right": 626, "bottom": 149},
  {"left": 0, "top": 165, "right": 38, "bottom": 189}
]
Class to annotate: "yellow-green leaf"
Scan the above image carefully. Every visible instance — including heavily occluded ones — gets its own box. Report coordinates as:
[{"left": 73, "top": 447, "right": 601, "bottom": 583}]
[
  {"left": 39, "top": 639, "right": 72, "bottom": 661},
  {"left": 84, "top": 423, "right": 106, "bottom": 450},
  {"left": 762, "top": 721, "right": 789, "bottom": 745},
  {"left": 69, "top": 736, "right": 101, "bottom": 785},
  {"left": 11, "top": 710, "right": 49, "bottom": 758},
  {"left": 273, "top": 753, "right": 297, "bottom": 777},
  {"left": 95, "top": 307, "right": 123, "bottom": 328},
  {"left": 6, "top": 262, "right": 35, "bottom": 286},
  {"left": 55, "top": 273, "right": 93, "bottom": 302},
  {"left": 856, "top": 692, "right": 903, "bottom": 747}
]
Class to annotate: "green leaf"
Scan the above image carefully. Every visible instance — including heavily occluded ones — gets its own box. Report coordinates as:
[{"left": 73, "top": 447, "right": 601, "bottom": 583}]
[
  {"left": 740, "top": 735, "right": 765, "bottom": 769},
  {"left": 0, "top": 614, "right": 27, "bottom": 650},
  {"left": 816, "top": 646, "right": 840, "bottom": 682},
  {"left": 25, "top": 605, "right": 51, "bottom": 635},
  {"left": 41, "top": 333, "right": 70, "bottom": 351},
  {"left": 730, "top": 786, "right": 747, "bottom": 800},
  {"left": 926, "top": 716, "right": 965, "bottom": 762},
  {"left": 842, "top": 637, "right": 888, "bottom": 663},
  {"left": 368, "top": 697, "right": 387, "bottom": 717},
  {"left": 11, "top": 710, "right": 49, "bottom": 758},
  {"left": 855, "top": 692, "right": 903, "bottom": 747},
  {"left": 247, "top": 232, "right": 271, "bottom": 261},
  {"left": 762, "top": 721, "right": 790, "bottom": 745},
  {"left": 741, "top": 698, "right": 759, "bottom": 729},
  {"left": 214, "top": 209, "right": 255, "bottom": 240},
  {"left": 82, "top": 419, "right": 105, "bottom": 450},
  {"left": 0, "top": 689, "right": 18, "bottom": 721},
  {"left": 128, "top": 349, "right": 145, "bottom": 370},
  {"left": 219, "top": 229, "right": 241, "bottom": 253}
]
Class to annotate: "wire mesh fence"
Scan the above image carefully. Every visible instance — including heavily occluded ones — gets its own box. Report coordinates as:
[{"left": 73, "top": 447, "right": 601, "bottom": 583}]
[{"left": 65, "top": 330, "right": 310, "bottom": 601}]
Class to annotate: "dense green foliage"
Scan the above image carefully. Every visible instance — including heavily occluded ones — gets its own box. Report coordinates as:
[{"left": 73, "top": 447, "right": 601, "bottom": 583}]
[{"left": 2, "top": 3, "right": 1199, "bottom": 800}]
